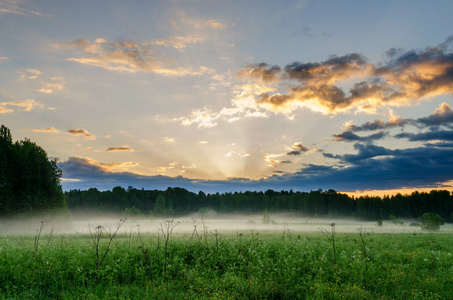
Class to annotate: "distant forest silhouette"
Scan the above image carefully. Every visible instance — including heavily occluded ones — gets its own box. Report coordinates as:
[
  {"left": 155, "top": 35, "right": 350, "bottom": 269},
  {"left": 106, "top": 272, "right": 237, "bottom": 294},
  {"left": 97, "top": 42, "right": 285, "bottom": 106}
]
[{"left": 65, "top": 187, "right": 453, "bottom": 222}]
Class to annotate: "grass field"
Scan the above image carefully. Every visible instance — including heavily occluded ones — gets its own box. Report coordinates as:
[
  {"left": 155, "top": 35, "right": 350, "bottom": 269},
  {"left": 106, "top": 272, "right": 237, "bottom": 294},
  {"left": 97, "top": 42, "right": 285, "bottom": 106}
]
[{"left": 1, "top": 217, "right": 452, "bottom": 299}]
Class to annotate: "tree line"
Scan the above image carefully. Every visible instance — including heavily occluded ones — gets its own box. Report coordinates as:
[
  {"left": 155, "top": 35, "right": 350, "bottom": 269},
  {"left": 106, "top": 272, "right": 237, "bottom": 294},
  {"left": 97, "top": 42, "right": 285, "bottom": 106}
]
[{"left": 65, "top": 186, "right": 453, "bottom": 222}]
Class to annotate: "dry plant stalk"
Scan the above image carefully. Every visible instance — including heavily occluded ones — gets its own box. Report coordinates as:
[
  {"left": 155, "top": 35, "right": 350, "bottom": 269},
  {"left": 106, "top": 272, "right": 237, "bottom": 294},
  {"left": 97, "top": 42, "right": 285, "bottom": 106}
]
[
  {"left": 320, "top": 223, "right": 341, "bottom": 289},
  {"left": 160, "top": 219, "right": 179, "bottom": 282},
  {"left": 89, "top": 218, "right": 126, "bottom": 278}
]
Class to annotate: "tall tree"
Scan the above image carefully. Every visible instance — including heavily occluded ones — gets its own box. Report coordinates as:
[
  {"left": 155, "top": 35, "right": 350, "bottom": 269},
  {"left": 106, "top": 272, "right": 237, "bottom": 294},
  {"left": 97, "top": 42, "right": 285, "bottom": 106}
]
[{"left": 0, "top": 125, "right": 66, "bottom": 216}]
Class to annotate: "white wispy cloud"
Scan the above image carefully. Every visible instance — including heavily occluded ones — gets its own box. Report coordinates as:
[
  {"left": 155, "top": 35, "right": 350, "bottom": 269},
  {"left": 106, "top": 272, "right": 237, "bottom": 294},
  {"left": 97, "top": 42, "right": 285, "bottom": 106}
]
[
  {"left": 56, "top": 38, "right": 207, "bottom": 76},
  {"left": 178, "top": 84, "right": 272, "bottom": 127},
  {"left": 18, "top": 68, "right": 42, "bottom": 80},
  {"left": 0, "top": 99, "right": 44, "bottom": 114},
  {"left": 263, "top": 142, "right": 312, "bottom": 167},
  {"left": 38, "top": 77, "right": 65, "bottom": 94},
  {"left": 0, "top": 0, "right": 48, "bottom": 16},
  {"left": 152, "top": 35, "right": 205, "bottom": 49}
]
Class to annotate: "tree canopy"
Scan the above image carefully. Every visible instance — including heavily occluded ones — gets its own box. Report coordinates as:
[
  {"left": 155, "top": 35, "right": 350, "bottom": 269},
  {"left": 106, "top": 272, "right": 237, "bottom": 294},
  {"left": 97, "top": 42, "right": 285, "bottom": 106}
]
[{"left": 0, "top": 125, "right": 66, "bottom": 216}]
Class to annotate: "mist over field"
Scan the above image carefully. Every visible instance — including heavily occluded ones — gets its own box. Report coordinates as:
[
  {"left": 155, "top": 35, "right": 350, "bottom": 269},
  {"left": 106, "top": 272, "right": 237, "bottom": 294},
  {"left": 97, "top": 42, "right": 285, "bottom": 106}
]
[{"left": 1, "top": 211, "right": 450, "bottom": 236}]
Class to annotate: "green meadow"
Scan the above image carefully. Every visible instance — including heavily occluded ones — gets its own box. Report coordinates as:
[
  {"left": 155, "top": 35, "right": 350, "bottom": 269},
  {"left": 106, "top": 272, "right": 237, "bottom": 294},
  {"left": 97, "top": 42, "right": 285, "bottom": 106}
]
[{"left": 1, "top": 220, "right": 453, "bottom": 299}]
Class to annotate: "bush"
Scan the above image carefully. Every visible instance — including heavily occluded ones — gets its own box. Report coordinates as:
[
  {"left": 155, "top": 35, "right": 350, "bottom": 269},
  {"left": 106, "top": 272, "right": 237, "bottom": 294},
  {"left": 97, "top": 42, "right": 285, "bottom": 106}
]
[
  {"left": 389, "top": 215, "right": 403, "bottom": 225},
  {"left": 376, "top": 220, "right": 383, "bottom": 227},
  {"left": 123, "top": 206, "right": 145, "bottom": 219},
  {"left": 419, "top": 213, "right": 444, "bottom": 231},
  {"left": 262, "top": 209, "right": 271, "bottom": 224}
]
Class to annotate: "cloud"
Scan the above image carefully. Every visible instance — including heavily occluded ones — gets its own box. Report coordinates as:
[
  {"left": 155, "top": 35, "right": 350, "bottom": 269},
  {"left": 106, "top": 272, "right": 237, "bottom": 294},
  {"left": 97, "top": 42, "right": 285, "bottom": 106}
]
[
  {"left": 58, "top": 38, "right": 203, "bottom": 76},
  {"left": 395, "top": 130, "right": 453, "bottom": 142},
  {"left": 164, "top": 137, "right": 175, "bottom": 143},
  {"left": 417, "top": 102, "right": 453, "bottom": 126},
  {"left": 152, "top": 35, "right": 205, "bottom": 49},
  {"left": 332, "top": 130, "right": 387, "bottom": 142},
  {"left": 303, "top": 144, "right": 453, "bottom": 191},
  {"left": 30, "top": 127, "right": 59, "bottom": 133},
  {"left": 285, "top": 142, "right": 308, "bottom": 155},
  {"left": 38, "top": 77, "right": 65, "bottom": 94},
  {"left": 67, "top": 129, "right": 96, "bottom": 140},
  {"left": 0, "top": 0, "right": 48, "bottom": 16},
  {"left": 105, "top": 146, "right": 134, "bottom": 152},
  {"left": 180, "top": 14, "right": 229, "bottom": 29},
  {"left": 327, "top": 143, "right": 391, "bottom": 164},
  {"left": 179, "top": 84, "right": 272, "bottom": 127},
  {"left": 59, "top": 142, "right": 453, "bottom": 193},
  {"left": 225, "top": 151, "right": 250, "bottom": 158},
  {"left": 157, "top": 161, "right": 180, "bottom": 173},
  {"left": 0, "top": 99, "right": 44, "bottom": 113},
  {"left": 335, "top": 102, "right": 453, "bottom": 142},
  {"left": 236, "top": 63, "right": 282, "bottom": 83},
  {"left": 18, "top": 68, "right": 42, "bottom": 80},
  {"left": 264, "top": 142, "right": 311, "bottom": 167},
  {"left": 59, "top": 156, "right": 138, "bottom": 178},
  {"left": 0, "top": 57, "right": 8, "bottom": 63},
  {"left": 17, "top": 69, "right": 65, "bottom": 93},
  {"left": 232, "top": 37, "right": 453, "bottom": 116}
]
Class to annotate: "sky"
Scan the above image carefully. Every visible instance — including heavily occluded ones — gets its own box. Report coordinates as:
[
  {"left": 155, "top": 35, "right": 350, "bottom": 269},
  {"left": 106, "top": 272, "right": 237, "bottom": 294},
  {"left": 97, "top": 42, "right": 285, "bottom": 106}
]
[{"left": 2, "top": 0, "right": 453, "bottom": 196}]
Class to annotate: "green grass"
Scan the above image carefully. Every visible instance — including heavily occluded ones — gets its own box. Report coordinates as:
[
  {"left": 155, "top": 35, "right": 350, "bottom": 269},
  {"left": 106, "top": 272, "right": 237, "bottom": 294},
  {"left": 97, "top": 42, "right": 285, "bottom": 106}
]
[{"left": 1, "top": 226, "right": 453, "bottom": 299}]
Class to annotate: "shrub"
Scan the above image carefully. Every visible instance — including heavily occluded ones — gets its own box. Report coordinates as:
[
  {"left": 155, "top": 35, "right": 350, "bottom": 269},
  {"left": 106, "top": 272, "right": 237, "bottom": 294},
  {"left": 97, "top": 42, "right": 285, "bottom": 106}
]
[
  {"left": 389, "top": 215, "right": 403, "bottom": 225},
  {"left": 123, "top": 206, "right": 145, "bottom": 219},
  {"left": 419, "top": 213, "right": 444, "bottom": 231},
  {"left": 376, "top": 220, "right": 383, "bottom": 227},
  {"left": 262, "top": 209, "right": 271, "bottom": 224}
]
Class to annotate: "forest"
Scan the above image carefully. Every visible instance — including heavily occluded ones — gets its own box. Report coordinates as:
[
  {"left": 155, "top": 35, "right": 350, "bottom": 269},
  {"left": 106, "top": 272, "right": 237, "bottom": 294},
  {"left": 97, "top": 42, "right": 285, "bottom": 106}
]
[{"left": 65, "top": 186, "right": 453, "bottom": 222}]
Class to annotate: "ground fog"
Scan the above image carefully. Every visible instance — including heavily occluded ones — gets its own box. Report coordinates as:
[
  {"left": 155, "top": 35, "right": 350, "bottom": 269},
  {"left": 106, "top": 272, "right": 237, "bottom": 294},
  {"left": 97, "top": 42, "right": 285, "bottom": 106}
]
[{"left": 2, "top": 211, "right": 451, "bottom": 235}]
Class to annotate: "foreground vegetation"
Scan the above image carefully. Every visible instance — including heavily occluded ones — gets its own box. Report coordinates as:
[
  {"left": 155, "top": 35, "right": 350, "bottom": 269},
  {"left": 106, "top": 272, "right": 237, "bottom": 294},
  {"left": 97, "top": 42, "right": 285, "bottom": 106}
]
[{"left": 1, "top": 220, "right": 453, "bottom": 299}]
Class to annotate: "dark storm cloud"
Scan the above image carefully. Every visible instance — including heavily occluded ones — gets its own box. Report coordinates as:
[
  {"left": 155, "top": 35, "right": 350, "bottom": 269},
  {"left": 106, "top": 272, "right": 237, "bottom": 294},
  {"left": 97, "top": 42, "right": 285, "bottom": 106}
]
[
  {"left": 423, "top": 141, "right": 453, "bottom": 148},
  {"left": 59, "top": 143, "right": 453, "bottom": 193},
  {"left": 271, "top": 144, "right": 453, "bottom": 192},
  {"left": 332, "top": 130, "right": 386, "bottom": 142},
  {"left": 283, "top": 53, "right": 368, "bottom": 82},
  {"left": 395, "top": 130, "right": 453, "bottom": 142},
  {"left": 322, "top": 143, "right": 390, "bottom": 163},
  {"left": 346, "top": 117, "right": 410, "bottom": 132}
]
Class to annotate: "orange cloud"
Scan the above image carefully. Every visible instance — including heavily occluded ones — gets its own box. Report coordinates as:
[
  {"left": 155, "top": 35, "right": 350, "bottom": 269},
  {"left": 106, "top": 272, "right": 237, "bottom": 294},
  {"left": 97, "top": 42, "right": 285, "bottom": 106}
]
[
  {"left": 105, "top": 146, "right": 134, "bottom": 152},
  {"left": 0, "top": 99, "right": 44, "bottom": 113},
  {"left": 235, "top": 41, "right": 453, "bottom": 115},
  {"left": 64, "top": 156, "right": 138, "bottom": 173},
  {"left": 31, "top": 127, "right": 59, "bottom": 133},
  {"left": 68, "top": 129, "right": 96, "bottom": 140}
]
